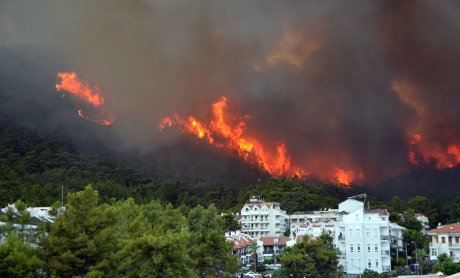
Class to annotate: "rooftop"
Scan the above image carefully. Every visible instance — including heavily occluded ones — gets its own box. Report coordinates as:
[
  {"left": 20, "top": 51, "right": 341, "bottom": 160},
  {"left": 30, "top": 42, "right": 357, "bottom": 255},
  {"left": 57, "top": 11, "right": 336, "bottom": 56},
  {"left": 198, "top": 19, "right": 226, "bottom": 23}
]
[{"left": 428, "top": 223, "right": 460, "bottom": 235}]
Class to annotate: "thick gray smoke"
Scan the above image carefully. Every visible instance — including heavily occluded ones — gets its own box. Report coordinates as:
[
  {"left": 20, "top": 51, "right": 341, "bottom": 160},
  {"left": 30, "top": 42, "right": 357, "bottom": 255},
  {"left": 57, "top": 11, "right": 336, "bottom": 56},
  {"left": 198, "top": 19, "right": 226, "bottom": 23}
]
[{"left": 1, "top": 0, "right": 460, "bottom": 182}]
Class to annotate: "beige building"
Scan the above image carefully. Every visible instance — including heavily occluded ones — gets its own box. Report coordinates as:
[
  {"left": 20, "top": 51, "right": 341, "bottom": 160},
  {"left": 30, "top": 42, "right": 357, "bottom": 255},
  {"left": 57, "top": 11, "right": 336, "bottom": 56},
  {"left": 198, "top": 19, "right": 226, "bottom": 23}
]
[
  {"left": 428, "top": 223, "right": 460, "bottom": 262},
  {"left": 240, "top": 196, "right": 288, "bottom": 239}
]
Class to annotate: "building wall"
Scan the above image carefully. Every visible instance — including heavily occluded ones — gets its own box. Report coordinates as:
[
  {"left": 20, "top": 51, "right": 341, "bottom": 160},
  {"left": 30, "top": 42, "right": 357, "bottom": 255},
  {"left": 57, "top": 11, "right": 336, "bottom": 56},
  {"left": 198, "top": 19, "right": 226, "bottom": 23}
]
[
  {"left": 335, "top": 200, "right": 391, "bottom": 274},
  {"left": 240, "top": 197, "right": 287, "bottom": 239},
  {"left": 429, "top": 233, "right": 460, "bottom": 262}
]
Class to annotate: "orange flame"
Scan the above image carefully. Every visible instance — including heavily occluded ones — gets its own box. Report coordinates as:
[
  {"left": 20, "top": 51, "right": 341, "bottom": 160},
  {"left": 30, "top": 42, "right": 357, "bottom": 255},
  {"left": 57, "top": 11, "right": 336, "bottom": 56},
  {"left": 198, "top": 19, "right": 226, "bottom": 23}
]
[
  {"left": 159, "top": 96, "right": 359, "bottom": 185},
  {"left": 77, "top": 109, "right": 113, "bottom": 126},
  {"left": 334, "top": 168, "right": 359, "bottom": 187},
  {"left": 408, "top": 134, "right": 460, "bottom": 169},
  {"left": 56, "top": 72, "right": 114, "bottom": 125},
  {"left": 56, "top": 72, "right": 104, "bottom": 107}
]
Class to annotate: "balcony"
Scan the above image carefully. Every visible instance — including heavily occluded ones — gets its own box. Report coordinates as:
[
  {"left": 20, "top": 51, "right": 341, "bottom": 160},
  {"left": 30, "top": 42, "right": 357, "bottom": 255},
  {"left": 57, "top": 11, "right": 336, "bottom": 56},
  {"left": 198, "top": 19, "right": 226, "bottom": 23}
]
[
  {"left": 381, "top": 250, "right": 390, "bottom": 256},
  {"left": 381, "top": 236, "right": 390, "bottom": 241},
  {"left": 338, "top": 235, "right": 346, "bottom": 241},
  {"left": 382, "top": 266, "right": 391, "bottom": 272},
  {"left": 339, "top": 251, "right": 346, "bottom": 258}
]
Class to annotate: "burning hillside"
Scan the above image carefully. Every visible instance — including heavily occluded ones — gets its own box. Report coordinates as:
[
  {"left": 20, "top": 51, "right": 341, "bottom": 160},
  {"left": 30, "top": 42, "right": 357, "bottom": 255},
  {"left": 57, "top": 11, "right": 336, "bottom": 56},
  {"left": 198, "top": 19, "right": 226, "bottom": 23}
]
[
  {"left": 160, "top": 96, "right": 359, "bottom": 186},
  {"left": 56, "top": 72, "right": 114, "bottom": 126},
  {"left": 1, "top": 1, "right": 460, "bottom": 186}
]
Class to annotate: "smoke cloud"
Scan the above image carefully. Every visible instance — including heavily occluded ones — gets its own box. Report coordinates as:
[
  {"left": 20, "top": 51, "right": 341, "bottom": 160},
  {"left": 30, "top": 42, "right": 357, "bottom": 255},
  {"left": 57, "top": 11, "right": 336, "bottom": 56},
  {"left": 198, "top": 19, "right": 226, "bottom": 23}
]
[{"left": 1, "top": 0, "right": 460, "bottom": 183}]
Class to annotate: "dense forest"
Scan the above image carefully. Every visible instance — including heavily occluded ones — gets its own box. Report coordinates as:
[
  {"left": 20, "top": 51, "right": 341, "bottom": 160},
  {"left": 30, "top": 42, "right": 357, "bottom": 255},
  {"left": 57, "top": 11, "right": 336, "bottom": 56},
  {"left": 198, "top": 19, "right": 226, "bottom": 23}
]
[
  {"left": 2, "top": 105, "right": 460, "bottom": 277},
  {"left": 2, "top": 117, "right": 460, "bottom": 226}
]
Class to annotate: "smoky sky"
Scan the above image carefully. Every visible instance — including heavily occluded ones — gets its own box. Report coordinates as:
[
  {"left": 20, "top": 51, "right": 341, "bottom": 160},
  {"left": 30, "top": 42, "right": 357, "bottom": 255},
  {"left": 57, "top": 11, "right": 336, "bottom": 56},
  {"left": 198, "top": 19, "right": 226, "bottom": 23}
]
[{"left": 1, "top": 0, "right": 460, "bottom": 183}]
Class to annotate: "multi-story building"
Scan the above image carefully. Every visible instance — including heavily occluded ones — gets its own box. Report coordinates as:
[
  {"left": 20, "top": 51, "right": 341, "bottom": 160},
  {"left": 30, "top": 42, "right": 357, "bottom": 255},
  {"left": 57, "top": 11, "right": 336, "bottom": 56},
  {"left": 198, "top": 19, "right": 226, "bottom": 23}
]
[
  {"left": 415, "top": 213, "right": 430, "bottom": 235},
  {"left": 289, "top": 209, "right": 339, "bottom": 238},
  {"left": 258, "top": 235, "right": 304, "bottom": 264},
  {"left": 428, "top": 223, "right": 460, "bottom": 262},
  {"left": 335, "top": 198, "right": 391, "bottom": 274},
  {"left": 389, "top": 223, "right": 406, "bottom": 251},
  {"left": 226, "top": 232, "right": 257, "bottom": 266},
  {"left": 240, "top": 196, "right": 287, "bottom": 239}
]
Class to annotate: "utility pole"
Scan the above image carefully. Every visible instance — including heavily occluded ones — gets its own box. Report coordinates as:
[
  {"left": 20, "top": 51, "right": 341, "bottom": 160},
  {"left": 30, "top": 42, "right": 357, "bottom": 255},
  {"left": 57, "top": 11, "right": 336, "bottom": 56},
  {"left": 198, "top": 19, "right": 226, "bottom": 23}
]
[
  {"left": 405, "top": 244, "right": 409, "bottom": 267},
  {"left": 61, "top": 185, "right": 64, "bottom": 208},
  {"left": 414, "top": 242, "right": 418, "bottom": 275}
]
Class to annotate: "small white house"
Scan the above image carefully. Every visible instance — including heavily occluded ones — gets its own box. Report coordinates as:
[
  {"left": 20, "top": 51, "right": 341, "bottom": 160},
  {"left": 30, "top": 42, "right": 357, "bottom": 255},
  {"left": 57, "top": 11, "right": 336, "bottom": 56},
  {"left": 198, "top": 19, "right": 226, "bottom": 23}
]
[{"left": 428, "top": 223, "right": 460, "bottom": 262}]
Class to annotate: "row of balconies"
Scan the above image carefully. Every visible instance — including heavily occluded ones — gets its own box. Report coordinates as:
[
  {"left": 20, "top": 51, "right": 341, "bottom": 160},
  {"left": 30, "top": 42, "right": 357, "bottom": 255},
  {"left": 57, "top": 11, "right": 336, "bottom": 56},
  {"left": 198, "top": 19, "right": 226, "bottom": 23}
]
[
  {"left": 241, "top": 219, "right": 269, "bottom": 223},
  {"left": 431, "top": 242, "right": 460, "bottom": 248}
]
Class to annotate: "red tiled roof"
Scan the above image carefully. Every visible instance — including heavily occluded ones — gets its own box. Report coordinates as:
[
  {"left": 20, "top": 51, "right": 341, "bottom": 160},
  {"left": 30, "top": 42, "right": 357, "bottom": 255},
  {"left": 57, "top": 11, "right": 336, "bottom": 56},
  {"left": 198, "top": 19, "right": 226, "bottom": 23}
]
[
  {"left": 259, "top": 236, "right": 289, "bottom": 246},
  {"left": 428, "top": 223, "right": 460, "bottom": 235}
]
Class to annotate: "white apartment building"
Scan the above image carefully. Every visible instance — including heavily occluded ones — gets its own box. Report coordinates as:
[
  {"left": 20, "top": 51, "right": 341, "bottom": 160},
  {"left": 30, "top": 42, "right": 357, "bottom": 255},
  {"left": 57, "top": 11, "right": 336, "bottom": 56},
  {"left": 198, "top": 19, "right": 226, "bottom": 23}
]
[
  {"left": 428, "top": 223, "right": 460, "bottom": 262},
  {"left": 335, "top": 198, "right": 391, "bottom": 274},
  {"left": 415, "top": 213, "right": 430, "bottom": 235},
  {"left": 389, "top": 223, "right": 406, "bottom": 251},
  {"left": 240, "top": 196, "right": 287, "bottom": 239}
]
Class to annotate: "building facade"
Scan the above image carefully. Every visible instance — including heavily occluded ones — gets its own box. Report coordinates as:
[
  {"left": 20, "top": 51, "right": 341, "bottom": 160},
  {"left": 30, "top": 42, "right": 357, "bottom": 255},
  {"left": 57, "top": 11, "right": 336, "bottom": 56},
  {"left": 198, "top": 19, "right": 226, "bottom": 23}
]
[
  {"left": 240, "top": 196, "right": 288, "bottom": 239},
  {"left": 389, "top": 223, "right": 406, "bottom": 251},
  {"left": 428, "top": 223, "right": 460, "bottom": 263},
  {"left": 335, "top": 199, "right": 391, "bottom": 274},
  {"left": 415, "top": 213, "right": 430, "bottom": 235},
  {"left": 289, "top": 210, "right": 339, "bottom": 238}
]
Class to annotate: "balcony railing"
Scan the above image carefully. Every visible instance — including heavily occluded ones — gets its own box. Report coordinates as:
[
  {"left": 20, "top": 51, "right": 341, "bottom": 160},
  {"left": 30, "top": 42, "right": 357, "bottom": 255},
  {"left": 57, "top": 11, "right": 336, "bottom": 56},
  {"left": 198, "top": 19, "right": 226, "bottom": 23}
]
[
  {"left": 381, "top": 236, "right": 390, "bottom": 241},
  {"left": 381, "top": 250, "right": 390, "bottom": 256},
  {"left": 338, "top": 236, "right": 346, "bottom": 241},
  {"left": 382, "top": 266, "right": 391, "bottom": 272}
]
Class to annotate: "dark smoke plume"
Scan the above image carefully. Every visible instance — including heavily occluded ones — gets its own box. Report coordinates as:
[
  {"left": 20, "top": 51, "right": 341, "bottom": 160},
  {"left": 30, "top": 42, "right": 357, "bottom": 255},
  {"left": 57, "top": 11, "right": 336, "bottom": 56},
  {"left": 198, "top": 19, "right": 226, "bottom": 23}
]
[{"left": 1, "top": 0, "right": 460, "bottom": 183}]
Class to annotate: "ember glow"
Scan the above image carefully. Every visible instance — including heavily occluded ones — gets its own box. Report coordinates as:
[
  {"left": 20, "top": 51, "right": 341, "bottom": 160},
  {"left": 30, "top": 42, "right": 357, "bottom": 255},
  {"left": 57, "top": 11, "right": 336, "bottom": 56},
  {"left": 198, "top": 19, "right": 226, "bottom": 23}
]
[
  {"left": 160, "top": 97, "right": 359, "bottom": 185},
  {"left": 56, "top": 72, "right": 114, "bottom": 125},
  {"left": 408, "top": 134, "right": 460, "bottom": 169}
]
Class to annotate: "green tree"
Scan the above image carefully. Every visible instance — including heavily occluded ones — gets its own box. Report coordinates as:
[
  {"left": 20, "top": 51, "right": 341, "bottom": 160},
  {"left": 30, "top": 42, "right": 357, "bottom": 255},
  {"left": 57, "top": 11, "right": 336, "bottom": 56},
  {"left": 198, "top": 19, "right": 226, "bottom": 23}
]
[
  {"left": 0, "top": 233, "right": 45, "bottom": 278},
  {"left": 280, "top": 234, "right": 338, "bottom": 278},
  {"left": 389, "top": 196, "right": 405, "bottom": 212},
  {"left": 402, "top": 230, "right": 428, "bottom": 263},
  {"left": 105, "top": 199, "right": 197, "bottom": 277},
  {"left": 187, "top": 205, "right": 238, "bottom": 277},
  {"left": 361, "top": 269, "right": 390, "bottom": 278},
  {"left": 222, "top": 213, "right": 241, "bottom": 232},
  {"left": 433, "top": 253, "right": 460, "bottom": 275},
  {"left": 46, "top": 185, "right": 119, "bottom": 277},
  {"left": 398, "top": 209, "right": 423, "bottom": 232}
]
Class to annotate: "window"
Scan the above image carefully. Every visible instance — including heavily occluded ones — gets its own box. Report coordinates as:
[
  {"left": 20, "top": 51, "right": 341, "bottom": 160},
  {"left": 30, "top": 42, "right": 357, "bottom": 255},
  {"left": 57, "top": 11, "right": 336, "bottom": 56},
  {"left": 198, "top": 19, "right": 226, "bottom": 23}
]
[
  {"left": 442, "top": 237, "right": 446, "bottom": 244},
  {"left": 356, "top": 229, "right": 361, "bottom": 237},
  {"left": 349, "top": 229, "right": 353, "bottom": 237},
  {"left": 358, "top": 259, "right": 361, "bottom": 267},
  {"left": 375, "top": 260, "right": 379, "bottom": 267},
  {"left": 368, "top": 259, "right": 372, "bottom": 268},
  {"left": 374, "top": 244, "right": 378, "bottom": 252},
  {"left": 351, "top": 259, "right": 355, "bottom": 267},
  {"left": 366, "top": 229, "right": 370, "bottom": 237},
  {"left": 374, "top": 229, "right": 378, "bottom": 237},
  {"left": 367, "top": 244, "right": 371, "bottom": 252},
  {"left": 357, "top": 244, "right": 361, "bottom": 252},
  {"left": 350, "top": 244, "right": 354, "bottom": 253}
]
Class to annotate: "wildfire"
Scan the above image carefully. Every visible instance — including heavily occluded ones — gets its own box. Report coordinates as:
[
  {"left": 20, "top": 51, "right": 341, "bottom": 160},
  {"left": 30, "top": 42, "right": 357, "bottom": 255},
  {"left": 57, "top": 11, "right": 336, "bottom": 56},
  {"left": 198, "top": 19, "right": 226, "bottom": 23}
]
[
  {"left": 408, "top": 134, "right": 460, "bottom": 169},
  {"left": 335, "top": 168, "right": 355, "bottom": 187},
  {"left": 56, "top": 72, "right": 114, "bottom": 125},
  {"left": 159, "top": 96, "right": 358, "bottom": 186},
  {"left": 392, "top": 79, "right": 460, "bottom": 169}
]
